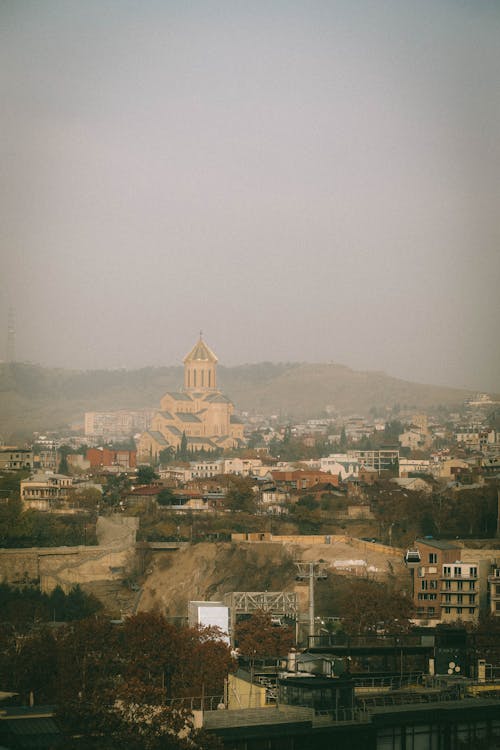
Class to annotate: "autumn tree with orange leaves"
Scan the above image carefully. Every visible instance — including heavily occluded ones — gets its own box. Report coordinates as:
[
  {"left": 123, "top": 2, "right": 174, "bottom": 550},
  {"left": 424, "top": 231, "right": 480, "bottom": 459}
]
[
  {"left": 0, "top": 612, "right": 232, "bottom": 749},
  {"left": 235, "top": 610, "right": 295, "bottom": 667}
]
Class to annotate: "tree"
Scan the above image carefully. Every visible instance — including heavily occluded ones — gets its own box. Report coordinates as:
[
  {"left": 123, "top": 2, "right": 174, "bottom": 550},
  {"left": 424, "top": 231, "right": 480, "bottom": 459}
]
[
  {"left": 74, "top": 487, "right": 101, "bottom": 511},
  {"left": 235, "top": 611, "right": 295, "bottom": 664},
  {"left": 53, "top": 613, "right": 230, "bottom": 748},
  {"left": 224, "top": 476, "right": 257, "bottom": 513},
  {"left": 103, "top": 473, "right": 131, "bottom": 507},
  {"left": 159, "top": 446, "right": 175, "bottom": 465},
  {"left": 339, "top": 426, "right": 347, "bottom": 450},
  {"left": 178, "top": 432, "right": 189, "bottom": 462},
  {"left": 337, "top": 578, "right": 413, "bottom": 635},
  {"left": 58, "top": 444, "right": 72, "bottom": 475},
  {"left": 136, "top": 466, "right": 158, "bottom": 485},
  {"left": 157, "top": 488, "right": 176, "bottom": 506}
]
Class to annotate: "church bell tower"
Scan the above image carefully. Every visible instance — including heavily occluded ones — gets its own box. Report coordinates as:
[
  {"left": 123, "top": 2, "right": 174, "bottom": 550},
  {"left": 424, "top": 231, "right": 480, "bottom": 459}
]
[{"left": 183, "top": 334, "right": 218, "bottom": 392}]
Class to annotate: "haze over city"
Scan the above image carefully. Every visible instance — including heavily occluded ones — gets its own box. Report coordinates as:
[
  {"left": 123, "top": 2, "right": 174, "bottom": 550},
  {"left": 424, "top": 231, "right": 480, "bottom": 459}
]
[{"left": 1, "top": 0, "right": 499, "bottom": 391}]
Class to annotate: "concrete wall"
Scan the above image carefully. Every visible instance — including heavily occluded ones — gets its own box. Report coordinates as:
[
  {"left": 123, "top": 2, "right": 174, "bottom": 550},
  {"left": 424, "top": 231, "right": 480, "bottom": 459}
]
[{"left": 231, "top": 532, "right": 403, "bottom": 559}]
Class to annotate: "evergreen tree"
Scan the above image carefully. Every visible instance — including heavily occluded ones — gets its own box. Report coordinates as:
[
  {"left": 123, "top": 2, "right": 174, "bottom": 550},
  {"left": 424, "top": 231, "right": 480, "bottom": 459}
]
[{"left": 179, "top": 432, "right": 188, "bottom": 462}]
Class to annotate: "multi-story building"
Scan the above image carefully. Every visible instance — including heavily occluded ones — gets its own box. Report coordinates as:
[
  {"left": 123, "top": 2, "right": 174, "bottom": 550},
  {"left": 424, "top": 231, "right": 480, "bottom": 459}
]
[
  {"left": 408, "top": 539, "right": 463, "bottom": 625},
  {"left": 0, "top": 448, "right": 34, "bottom": 471},
  {"left": 84, "top": 410, "right": 154, "bottom": 439},
  {"left": 399, "top": 458, "right": 431, "bottom": 477},
  {"left": 348, "top": 449, "right": 399, "bottom": 474},
  {"left": 20, "top": 472, "right": 74, "bottom": 511},
  {"left": 86, "top": 448, "right": 137, "bottom": 471},
  {"left": 408, "top": 539, "right": 495, "bottom": 625},
  {"left": 488, "top": 565, "right": 500, "bottom": 618},
  {"left": 439, "top": 559, "right": 490, "bottom": 624}
]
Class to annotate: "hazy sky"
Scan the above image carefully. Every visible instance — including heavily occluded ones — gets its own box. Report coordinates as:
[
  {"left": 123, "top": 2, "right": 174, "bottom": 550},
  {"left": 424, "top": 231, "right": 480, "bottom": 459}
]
[{"left": 1, "top": 0, "right": 499, "bottom": 391}]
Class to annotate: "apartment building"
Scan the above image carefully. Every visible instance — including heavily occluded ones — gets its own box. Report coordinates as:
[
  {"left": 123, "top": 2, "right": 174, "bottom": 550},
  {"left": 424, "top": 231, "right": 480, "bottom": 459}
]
[
  {"left": 408, "top": 539, "right": 495, "bottom": 625},
  {"left": 439, "top": 559, "right": 490, "bottom": 624},
  {"left": 488, "top": 564, "right": 500, "bottom": 618}
]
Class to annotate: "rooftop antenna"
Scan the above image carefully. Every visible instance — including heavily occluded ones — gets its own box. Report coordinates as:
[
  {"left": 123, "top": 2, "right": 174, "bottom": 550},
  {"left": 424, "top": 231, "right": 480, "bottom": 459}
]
[{"left": 7, "top": 306, "right": 16, "bottom": 363}]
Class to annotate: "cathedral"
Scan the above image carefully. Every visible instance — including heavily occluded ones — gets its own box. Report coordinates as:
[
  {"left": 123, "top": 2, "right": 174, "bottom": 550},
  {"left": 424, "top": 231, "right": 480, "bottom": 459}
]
[{"left": 137, "top": 337, "right": 244, "bottom": 461}]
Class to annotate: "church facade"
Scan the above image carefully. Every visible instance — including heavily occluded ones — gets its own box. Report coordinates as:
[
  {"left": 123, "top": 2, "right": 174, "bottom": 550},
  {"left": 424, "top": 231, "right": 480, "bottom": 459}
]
[{"left": 136, "top": 337, "right": 244, "bottom": 461}]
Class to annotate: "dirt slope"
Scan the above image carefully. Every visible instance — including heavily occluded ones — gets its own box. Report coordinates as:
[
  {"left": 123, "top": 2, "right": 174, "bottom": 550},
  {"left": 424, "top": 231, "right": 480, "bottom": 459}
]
[{"left": 136, "top": 540, "right": 409, "bottom": 618}]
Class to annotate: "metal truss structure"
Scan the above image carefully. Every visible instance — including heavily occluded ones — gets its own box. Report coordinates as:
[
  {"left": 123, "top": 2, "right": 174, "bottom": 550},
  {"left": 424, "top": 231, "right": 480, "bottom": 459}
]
[{"left": 224, "top": 591, "right": 297, "bottom": 618}]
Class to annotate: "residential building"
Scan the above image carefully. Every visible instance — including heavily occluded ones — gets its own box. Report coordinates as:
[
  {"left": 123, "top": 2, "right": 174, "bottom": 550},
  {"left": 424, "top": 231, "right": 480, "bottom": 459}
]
[
  {"left": 86, "top": 447, "right": 137, "bottom": 471},
  {"left": 399, "top": 458, "right": 431, "bottom": 477},
  {"left": 0, "top": 447, "right": 34, "bottom": 471},
  {"left": 270, "top": 470, "right": 338, "bottom": 492},
  {"left": 399, "top": 430, "right": 426, "bottom": 451},
  {"left": 20, "top": 472, "right": 74, "bottom": 511},
  {"left": 84, "top": 409, "right": 154, "bottom": 438},
  {"left": 137, "top": 336, "right": 244, "bottom": 461},
  {"left": 348, "top": 449, "right": 399, "bottom": 474},
  {"left": 439, "top": 559, "right": 490, "bottom": 625},
  {"left": 408, "top": 539, "right": 463, "bottom": 625},
  {"left": 408, "top": 539, "right": 494, "bottom": 625},
  {"left": 320, "top": 455, "right": 359, "bottom": 480},
  {"left": 488, "top": 565, "right": 500, "bottom": 618},
  {"left": 432, "top": 458, "right": 471, "bottom": 480}
]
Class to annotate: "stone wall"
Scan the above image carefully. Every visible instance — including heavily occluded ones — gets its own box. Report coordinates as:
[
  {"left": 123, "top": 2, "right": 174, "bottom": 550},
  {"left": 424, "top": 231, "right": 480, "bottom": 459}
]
[{"left": 0, "top": 515, "right": 140, "bottom": 592}]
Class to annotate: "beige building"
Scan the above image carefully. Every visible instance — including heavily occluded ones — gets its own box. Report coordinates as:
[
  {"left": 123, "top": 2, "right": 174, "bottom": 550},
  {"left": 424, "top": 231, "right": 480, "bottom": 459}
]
[
  {"left": 0, "top": 448, "right": 34, "bottom": 471},
  {"left": 21, "top": 472, "right": 74, "bottom": 511},
  {"left": 137, "top": 337, "right": 244, "bottom": 461}
]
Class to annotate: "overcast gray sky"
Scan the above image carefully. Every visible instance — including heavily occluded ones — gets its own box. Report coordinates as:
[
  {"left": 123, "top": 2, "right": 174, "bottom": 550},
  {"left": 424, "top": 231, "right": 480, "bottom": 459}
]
[{"left": 1, "top": 0, "right": 499, "bottom": 391}]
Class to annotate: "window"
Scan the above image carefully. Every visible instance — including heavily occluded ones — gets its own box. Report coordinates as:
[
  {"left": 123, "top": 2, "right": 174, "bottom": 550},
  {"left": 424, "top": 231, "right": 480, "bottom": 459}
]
[
  {"left": 454, "top": 567, "right": 462, "bottom": 576},
  {"left": 429, "top": 553, "right": 437, "bottom": 563},
  {"left": 444, "top": 580, "right": 451, "bottom": 590},
  {"left": 430, "top": 580, "right": 438, "bottom": 589},
  {"left": 445, "top": 594, "right": 451, "bottom": 603},
  {"left": 444, "top": 566, "right": 451, "bottom": 576},
  {"left": 457, "top": 580, "right": 463, "bottom": 591},
  {"left": 445, "top": 607, "right": 451, "bottom": 614},
  {"left": 428, "top": 607, "right": 435, "bottom": 615},
  {"left": 456, "top": 607, "right": 462, "bottom": 614},
  {"left": 421, "top": 580, "right": 428, "bottom": 590},
  {"left": 469, "top": 581, "right": 475, "bottom": 590},
  {"left": 469, "top": 608, "right": 475, "bottom": 614},
  {"left": 457, "top": 594, "right": 463, "bottom": 604},
  {"left": 469, "top": 595, "right": 476, "bottom": 604},
  {"left": 470, "top": 567, "right": 478, "bottom": 577}
]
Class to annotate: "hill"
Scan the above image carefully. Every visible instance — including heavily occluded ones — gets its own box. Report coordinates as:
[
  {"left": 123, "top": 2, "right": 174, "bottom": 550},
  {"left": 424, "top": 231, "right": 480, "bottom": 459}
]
[{"left": 0, "top": 360, "right": 484, "bottom": 440}]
